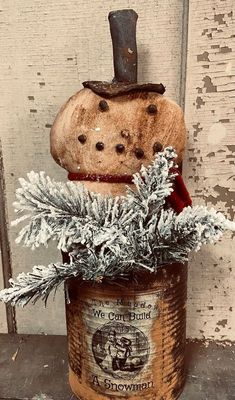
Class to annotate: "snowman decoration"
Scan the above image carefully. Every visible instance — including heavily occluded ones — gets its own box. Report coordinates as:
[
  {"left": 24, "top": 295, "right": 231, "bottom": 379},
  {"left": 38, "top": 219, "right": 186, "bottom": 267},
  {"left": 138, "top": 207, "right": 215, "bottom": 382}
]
[
  {"left": 51, "top": 9, "right": 190, "bottom": 210},
  {"left": 1, "top": 8, "right": 234, "bottom": 400}
]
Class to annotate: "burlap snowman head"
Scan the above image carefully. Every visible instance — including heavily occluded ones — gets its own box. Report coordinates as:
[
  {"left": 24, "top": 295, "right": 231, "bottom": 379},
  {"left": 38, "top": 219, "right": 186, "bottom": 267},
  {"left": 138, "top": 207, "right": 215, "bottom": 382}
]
[{"left": 50, "top": 9, "right": 186, "bottom": 196}]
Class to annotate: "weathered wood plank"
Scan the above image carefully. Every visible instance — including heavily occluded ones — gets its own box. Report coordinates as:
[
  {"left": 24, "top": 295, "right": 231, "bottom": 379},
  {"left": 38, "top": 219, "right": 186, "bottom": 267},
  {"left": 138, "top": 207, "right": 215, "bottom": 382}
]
[
  {"left": 0, "top": 334, "right": 73, "bottom": 399},
  {"left": 0, "top": 334, "right": 234, "bottom": 399},
  {"left": 184, "top": 0, "right": 235, "bottom": 340},
  {"left": 0, "top": 143, "right": 15, "bottom": 333},
  {"left": 0, "top": 0, "right": 185, "bottom": 334},
  {"left": 0, "top": 259, "right": 7, "bottom": 334}
]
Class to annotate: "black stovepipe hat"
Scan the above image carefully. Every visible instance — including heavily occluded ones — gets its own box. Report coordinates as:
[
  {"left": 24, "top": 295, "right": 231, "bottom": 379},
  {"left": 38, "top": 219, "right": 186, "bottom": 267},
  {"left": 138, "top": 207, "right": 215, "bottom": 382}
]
[{"left": 83, "top": 9, "right": 165, "bottom": 97}]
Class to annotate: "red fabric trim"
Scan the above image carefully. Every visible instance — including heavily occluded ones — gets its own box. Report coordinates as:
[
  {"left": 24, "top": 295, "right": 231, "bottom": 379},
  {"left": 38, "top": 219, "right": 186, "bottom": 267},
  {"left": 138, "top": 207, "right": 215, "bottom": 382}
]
[
  {"left": 68, "top": 172, "right": 134, "bottom": 184},
  {"left": 174, "top": 174, "right": 192, "bottom": 206},
  {"left": 166, "top": 169, "right": 192, "bottom": 213},
  {"left": 166, "top": 191, "right": 187, "bottom": 214},
  {"left": 68, "top": 167, "right": 192, "bottom": 214}
]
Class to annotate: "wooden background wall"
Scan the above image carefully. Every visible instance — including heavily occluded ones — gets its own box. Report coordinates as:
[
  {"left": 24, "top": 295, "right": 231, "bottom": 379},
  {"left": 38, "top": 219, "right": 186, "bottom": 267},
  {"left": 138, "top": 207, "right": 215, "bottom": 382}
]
[{"left": 0, "top": 0, "right": 234, "bottom": 340}]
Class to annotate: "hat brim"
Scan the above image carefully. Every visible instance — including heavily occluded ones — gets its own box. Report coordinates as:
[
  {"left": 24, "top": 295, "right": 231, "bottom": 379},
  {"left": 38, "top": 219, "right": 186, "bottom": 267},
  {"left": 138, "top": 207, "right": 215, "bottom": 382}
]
[{"left": 83, "top": 80, "right": 165, "bottom": 97}]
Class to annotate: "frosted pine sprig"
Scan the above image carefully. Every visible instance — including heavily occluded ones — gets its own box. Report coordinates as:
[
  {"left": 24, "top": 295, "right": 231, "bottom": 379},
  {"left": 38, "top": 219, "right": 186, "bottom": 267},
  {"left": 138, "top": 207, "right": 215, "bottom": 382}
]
[
  {"left": 0, "top": 263, "right": 80, "bottom": 307},
  {"left": 153, "top": 206, "right": 234, "bottom": 262},
  {"left": 126, "top": 146, "right": 176, "bottom": 215},
  {"left": 12, "top": 147, "right": 176, "bottom": 251},
  {"left": 13, "top": 172, "right": 119, "bottom": 250},
  {"left": 0, "top": 146, "right": 234, "bottom": 306}
]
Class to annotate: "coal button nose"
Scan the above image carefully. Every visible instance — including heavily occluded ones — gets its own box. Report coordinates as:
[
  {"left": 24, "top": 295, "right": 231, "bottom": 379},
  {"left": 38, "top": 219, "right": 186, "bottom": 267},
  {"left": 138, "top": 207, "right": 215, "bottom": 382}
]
[
  {"left": 99, "top": 100, "right": 109, "bottom": 112},
  {"left": 147, "top": 104, "right": 157, "bottom": 114},
  {"left": 135, "top": 148, "right": 144, "bottom": 159},
  {"left": 78, "top": 134, "right": 87, "bottom": 144},
  {"left": 96, "top": 142, "right": 105, "bottom": 151},
  {"left": 116, "top": 144, "right": 125, "bottom": 153},
  {"left": 153, "top": 142, "right": 163, "bottom": 153}
]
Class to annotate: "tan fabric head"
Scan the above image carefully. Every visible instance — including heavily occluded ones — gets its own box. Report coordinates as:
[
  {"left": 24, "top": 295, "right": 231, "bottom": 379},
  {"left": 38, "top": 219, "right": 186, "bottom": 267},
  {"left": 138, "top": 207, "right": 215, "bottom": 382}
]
[{"left": 50, "top": 88, "right": 186, "bottom": 195}]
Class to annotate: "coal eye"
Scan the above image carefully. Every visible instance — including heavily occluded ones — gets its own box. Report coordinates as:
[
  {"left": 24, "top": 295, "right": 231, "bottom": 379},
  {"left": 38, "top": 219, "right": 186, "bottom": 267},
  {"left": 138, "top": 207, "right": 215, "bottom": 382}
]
[
  {"left": 120, "top": 129, "right": 130, "bottom": 139},
  {"left": 116, "top": 144, "right": 125, "bottom": 154},
  {"left": 153, "top": 142, "right": 163, "bottom": 154},
  {"left": 78, "top": 134, "right": 87, "bottom": 144},
  {"left": 96, "top": 142, "right": 104, "bottom": 151},
  {"left": 99, "top": 100, "right": 109, "bottom": 112},
  {"left": 147, "top": 104, "right": 157, "bottom": 114},
  {"left": 135, "top": 148, "right": 144, "bottom": 159}
]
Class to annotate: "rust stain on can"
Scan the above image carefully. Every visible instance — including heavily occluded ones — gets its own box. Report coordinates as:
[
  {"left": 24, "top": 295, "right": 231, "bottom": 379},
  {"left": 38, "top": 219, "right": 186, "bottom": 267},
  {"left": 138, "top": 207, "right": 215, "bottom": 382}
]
[{"left": 66, "top": 263, "right": 187, "bottom": 399}]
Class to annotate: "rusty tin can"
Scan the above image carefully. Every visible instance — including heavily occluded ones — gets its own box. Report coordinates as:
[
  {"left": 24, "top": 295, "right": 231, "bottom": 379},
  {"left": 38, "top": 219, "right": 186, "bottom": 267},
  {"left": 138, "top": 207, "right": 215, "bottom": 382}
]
[{"left": 66, "top": 263, "right": 187, "bottom": 400}]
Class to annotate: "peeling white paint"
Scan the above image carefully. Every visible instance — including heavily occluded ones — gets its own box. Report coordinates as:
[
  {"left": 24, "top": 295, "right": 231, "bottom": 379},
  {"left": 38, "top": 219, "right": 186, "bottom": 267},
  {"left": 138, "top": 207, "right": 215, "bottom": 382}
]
[
  {"left": 225, "top": 62, "right": 232, "bottom": 75},
  {"left": 185, "top": 0, "right": 235, "bottom": 341},
  {"left": 208, "top": 123, "right": 227, "bottom": 145}
]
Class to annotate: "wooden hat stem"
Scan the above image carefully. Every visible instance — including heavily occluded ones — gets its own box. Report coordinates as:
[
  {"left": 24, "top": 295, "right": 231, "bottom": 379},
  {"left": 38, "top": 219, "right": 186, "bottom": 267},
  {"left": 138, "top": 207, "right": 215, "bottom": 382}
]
[{"left": 109, "top": 9, "right": 138, "bottom": 84}]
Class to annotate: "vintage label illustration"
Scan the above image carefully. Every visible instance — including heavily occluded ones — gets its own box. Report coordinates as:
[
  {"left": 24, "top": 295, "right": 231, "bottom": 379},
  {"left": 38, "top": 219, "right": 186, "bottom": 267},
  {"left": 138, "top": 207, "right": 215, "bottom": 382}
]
[
  {"left": 92, "top": 321, "right": 149, "bottom": 379},
  {"left": 80, "top": 292, "right": 160, "bottom": 395}
]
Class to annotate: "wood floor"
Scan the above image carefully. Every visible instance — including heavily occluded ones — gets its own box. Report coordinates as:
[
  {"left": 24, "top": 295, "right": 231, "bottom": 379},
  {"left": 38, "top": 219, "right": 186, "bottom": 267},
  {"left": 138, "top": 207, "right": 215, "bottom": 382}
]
[{"left": 0, "top": 334, "right": 234, "bottom": 399}]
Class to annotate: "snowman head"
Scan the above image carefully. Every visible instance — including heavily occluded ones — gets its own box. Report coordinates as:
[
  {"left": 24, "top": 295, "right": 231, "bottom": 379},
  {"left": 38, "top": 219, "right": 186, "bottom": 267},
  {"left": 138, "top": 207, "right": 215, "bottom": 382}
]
[
  {"left": 50, "top": 87, "right": 186, "bottom": 176},
  {"left": 50, "top": 9, "right": 186, "bottom": 196}
]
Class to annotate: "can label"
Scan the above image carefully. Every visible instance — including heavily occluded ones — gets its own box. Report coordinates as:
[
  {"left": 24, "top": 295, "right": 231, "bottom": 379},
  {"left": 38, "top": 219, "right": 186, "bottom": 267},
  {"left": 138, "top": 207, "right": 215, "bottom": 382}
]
[{"left": 81, "top": 292, "right": 160, "bottom": 395}]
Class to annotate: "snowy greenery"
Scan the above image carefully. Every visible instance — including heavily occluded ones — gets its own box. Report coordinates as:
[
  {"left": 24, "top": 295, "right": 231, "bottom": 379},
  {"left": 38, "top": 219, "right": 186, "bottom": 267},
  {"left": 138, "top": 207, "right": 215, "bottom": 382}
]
[
  {"left": 0, "top": 147, "right": 234, "bottom": 306},
  {"left": 0, "top": 263, "right": 79, "bottom": 307}
]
